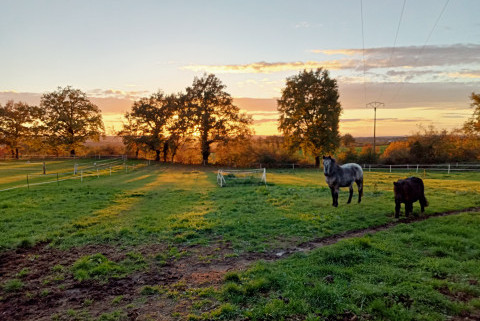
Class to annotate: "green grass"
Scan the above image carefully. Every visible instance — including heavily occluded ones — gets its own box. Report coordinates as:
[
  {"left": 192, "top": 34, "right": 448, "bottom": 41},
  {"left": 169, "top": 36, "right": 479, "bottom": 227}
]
[
  {"left": 2, "top": 278, "right": 24, "bottom": 292},
  {"left": 0, "top": 163, "right": 479, "bottom": 252},
  {"left": 214, "top": 211, "right": 480, "bottom": 320},
  {"left": 1, "top": 162, "right": 480, "bottom": 320}
]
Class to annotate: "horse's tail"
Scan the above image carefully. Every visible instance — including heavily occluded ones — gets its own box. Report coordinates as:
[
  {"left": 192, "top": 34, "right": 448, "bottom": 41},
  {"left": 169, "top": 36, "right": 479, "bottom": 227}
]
[
  {"left": 421, "top": 195, "right": 429, "bottom": 207},
  {"left": 355, "top": 177, "right": 363, "bottom": 197},
  {"left": 359, "top": 178, "right": 364, "bottom": 197}
]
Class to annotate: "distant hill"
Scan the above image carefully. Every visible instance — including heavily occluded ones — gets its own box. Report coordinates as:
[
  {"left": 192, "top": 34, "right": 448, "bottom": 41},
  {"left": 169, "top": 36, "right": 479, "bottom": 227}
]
[{"left": 354, "top": 136, "right": 407, "bottom": 146}]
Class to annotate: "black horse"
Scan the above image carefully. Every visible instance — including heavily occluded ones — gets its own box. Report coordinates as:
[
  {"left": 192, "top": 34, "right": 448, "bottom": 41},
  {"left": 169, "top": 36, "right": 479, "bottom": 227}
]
[
  {"left": 322, "top": 156, "right": 364, "bottom": 207},
  {"left": 393, "top": 177, "right": 428, "bottom": 218}
]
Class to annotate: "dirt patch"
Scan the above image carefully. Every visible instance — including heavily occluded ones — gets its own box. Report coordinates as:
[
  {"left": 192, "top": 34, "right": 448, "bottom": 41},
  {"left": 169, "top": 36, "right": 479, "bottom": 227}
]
[
  {"left": 450, "top": 310, "right": 480, "bottom": 321},
  {"left": 1, "top": 207, "right": 479, "bottom": 320},
  {"left": 438, "top": 285, "right": 477, "bottom": 302}
]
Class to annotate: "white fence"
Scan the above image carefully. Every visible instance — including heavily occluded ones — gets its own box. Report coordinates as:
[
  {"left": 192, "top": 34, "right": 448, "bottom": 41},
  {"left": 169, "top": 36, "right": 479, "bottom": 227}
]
[
  {"left": 249, "top": 162, "right": 480, "bottom": 173},
  {"left": 0, "top": 159, "right": 151, "bottom": 192},
  {"left": 362, "top": 163, "right": 480, "bottom": 173}
]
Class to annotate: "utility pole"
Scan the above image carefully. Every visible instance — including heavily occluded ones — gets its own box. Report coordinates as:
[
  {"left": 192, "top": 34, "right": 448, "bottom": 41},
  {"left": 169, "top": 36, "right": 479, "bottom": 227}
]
[{"left": 366, "top": 101, "right": 384, "bottom": 160}]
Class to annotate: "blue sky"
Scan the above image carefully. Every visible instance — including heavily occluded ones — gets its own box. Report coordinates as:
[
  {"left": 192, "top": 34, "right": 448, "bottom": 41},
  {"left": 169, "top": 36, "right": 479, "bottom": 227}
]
[{"left": 1, "top": 0, "right": 479, "bottom": 136}]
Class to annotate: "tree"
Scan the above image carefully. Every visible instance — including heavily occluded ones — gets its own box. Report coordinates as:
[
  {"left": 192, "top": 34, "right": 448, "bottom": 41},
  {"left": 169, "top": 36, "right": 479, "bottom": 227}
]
[
  {"left": 277, "top": 68, "right": 342, "bottom": 168},
  {"left": 0, "top": 101, "right": 42, "bottom": 158},
  {"left": 184, "top": 74, "right": 252, "bottom": 165},
  {"left": 117, "top": 111, "right": 143, "bottom": 158},
  {"left": 341, "top": 133, "right": 355, "bottom": 147},
  {"left": 121, "top": 92, "right": 175, "bottom": 161},
  {"left": 380, "top": 141, "right": 411, "bottom": 164},
  {"left": 40, "top": 86, "right": 104, "bottom": 156},
  {"left": 164, "top": 93, "right": 192, "bottom": 163},
  {"left": 464, "top": 92, "right": 480, "bottom": 134}
]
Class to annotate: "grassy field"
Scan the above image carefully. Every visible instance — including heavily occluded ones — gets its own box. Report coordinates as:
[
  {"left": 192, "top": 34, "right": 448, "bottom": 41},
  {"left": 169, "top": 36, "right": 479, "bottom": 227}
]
[{"left": 0, "top": 160, "right": 479, "bottom": 320}]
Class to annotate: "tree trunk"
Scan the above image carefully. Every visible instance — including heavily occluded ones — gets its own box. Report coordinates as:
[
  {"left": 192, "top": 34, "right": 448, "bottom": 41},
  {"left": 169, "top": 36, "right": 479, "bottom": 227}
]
[
  {"left": 15, "top": 148, "right": 19, "bottom": 159},
  {"left": 135, "top": 148, "right": 139, "bottom": 159},
  {"left": 70, "top": 149, "right": 76, "bottom": 157},
  {"left": 170, "top": 148, "right": 177, "bottom": 163},
  {"left": 162, "top": 142, "right": 169, "bottom": 163},
  {"left": 11, "top": 149, "right": 15, "bottom": 159},
  {"left": 315, "top": 155, "right": 320, "bottom": 168},
  {"left": 201, "top": 141, "right": 210, "bottom": 165},
  {"left": 155, "top": 150, "right": 160, "bottom": 161}
]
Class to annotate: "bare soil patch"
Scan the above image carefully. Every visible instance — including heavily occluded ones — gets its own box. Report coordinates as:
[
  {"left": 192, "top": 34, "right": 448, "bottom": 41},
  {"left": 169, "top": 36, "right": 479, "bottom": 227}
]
[{"left": 1, "top": 207, "right": 479, "bottom": 320}]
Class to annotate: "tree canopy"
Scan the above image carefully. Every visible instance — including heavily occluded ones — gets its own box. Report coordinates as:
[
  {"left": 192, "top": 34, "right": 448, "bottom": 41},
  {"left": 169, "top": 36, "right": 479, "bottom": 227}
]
[
  {"left": 184, "top": 74, "right": 252, "bottom": 165},
  {"left": 277, "top": 68, "right": 342, "bottom": 167},
  {"left": 40, "top": 86, "right": 104, "bottom": 156},
  {"left": 0, "top": 101, "right": 42, "bottom": 158},
  {"left": 120, "top": 92, "right": 178, "bottom": 161}
]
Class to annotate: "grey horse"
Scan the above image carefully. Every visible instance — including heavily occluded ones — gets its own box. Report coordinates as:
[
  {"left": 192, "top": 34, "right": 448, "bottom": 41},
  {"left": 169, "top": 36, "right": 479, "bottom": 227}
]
[{"left": 322, "top": 156, "right": 364, "bottom": 207}]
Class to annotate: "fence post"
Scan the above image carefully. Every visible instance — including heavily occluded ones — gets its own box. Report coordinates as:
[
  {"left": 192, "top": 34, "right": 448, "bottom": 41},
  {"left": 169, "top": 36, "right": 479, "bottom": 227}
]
[
  {"left": 74, "top": 163, "right": 78, "bottom": 175},
  {"left": 448, "top": 164, "right": 451, "bottom": 174},
  {"left": 43, "top": 162, "right": 46, "bottom": 175},
  {"left": 389, "top": 165, "right": 392, "bottom": 173},
  {"left": 416, "top": 165, "right": 419, "bottom": 173},
  {"left": 56, "top": 173, "right": 59, "bottom": 186}
]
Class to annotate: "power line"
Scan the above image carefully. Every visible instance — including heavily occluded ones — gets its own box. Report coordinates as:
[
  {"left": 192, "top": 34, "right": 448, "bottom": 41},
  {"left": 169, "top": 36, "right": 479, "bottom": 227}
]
[
  {"left": 386, "top": 0, "right": 450, "bottom": 105},
  {"left": 360, "top": 0, "right": 367, "bottom": 106},
  {"left": 378, "top": 0, "right": 407, "bottom": 101}
]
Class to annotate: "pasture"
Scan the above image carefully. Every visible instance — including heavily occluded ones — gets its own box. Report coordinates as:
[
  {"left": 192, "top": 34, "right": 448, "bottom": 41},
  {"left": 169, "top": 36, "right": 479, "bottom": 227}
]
[{"left": 0, "top": 159, "right": 479, "bottom": 320}]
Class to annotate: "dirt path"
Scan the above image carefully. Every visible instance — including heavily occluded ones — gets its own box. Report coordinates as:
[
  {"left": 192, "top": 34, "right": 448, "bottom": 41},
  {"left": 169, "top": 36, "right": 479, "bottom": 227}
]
[
  {"left": 1, "top": 207, "right": 479, "bottom": 321},
  {"left": 270, "top": 206, "right": 480, "bottom": 258}
]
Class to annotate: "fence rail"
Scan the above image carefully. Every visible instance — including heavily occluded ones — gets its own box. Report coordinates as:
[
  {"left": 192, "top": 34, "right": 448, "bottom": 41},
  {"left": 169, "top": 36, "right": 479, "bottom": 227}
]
[
  {"left": 0, "top": 160, "right": 150, "bottom": 192},
  {"left": 362, "top": 163, "right": 480, "bottom": 173},
  {"left": 249, "top": 162, "right": 480, "bottom": 173}
]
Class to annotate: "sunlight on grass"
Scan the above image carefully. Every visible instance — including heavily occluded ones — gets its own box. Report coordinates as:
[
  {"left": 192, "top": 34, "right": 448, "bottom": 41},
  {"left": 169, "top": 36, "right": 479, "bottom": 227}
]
[
  {"left": 215, "top": 211, "right": 480, "bottom": 320},
  {"left": 0, "top": 164, "right": 479, "bottom": 252},
  {"left": 124, "top": 174, "right": 153, "bottom": 183}
]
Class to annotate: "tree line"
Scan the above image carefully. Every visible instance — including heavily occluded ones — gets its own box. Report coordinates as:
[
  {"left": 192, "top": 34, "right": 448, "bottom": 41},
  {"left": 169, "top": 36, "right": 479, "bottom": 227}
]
[
  {"left": 118, "top": 74, "right": 252, "bottom": 164},
  {"left": 1, "top": 69, "right": 479, "bottom": 165},
  {"left": 118, "top": 69, "right": 342, "bottom": 165}
]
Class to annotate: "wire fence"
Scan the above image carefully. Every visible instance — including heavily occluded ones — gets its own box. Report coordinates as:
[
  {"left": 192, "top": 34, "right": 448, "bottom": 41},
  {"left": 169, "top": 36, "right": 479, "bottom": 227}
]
[{"left": 0, "top": 159, "right": 151, "bottom": 192}]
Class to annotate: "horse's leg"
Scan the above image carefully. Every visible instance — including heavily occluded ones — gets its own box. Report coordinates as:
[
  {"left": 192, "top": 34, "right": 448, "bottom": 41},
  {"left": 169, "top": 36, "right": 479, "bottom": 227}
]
[
  {"left": 395, "top": 201, "right": 401, "bottom": 218},
  {"left": 334, "top": 187, "right": 339, "bottom": 207},
  {"left": 330, "top": 186, "right": 336, "bottom": 207},
  {"left": 347, "top": 184, "right": 353, "bottom": 204},
  {"left": 356, "top": 179, "right": 363, "bottom": 203},
  {"left": 406, "top": 202, "right": 412, "bottom": 217}
]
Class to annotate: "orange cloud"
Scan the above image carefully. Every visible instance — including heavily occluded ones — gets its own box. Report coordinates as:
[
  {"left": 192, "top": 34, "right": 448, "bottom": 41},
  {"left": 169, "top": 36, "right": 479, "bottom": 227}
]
[
  {"left": 447, "top": 71, "right": 480, "bottom": 79},
  {"left": 310, "top": 49, "right": 360, "bottom": 55},
  {"left": 181, "top": 60, "right": 350, "bottom": 74}
]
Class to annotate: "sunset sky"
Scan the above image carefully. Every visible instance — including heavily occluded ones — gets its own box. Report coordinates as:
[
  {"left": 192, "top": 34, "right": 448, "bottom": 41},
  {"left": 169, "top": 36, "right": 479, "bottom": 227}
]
[{"left": 1, "top": 0, "right": 479, "bottom": 137}]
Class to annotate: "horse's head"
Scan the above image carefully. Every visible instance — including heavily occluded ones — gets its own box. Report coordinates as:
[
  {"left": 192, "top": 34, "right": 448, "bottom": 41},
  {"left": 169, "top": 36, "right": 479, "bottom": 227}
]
[{"left": 322, "top": 155, "right": 335, "bottom": 176}]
